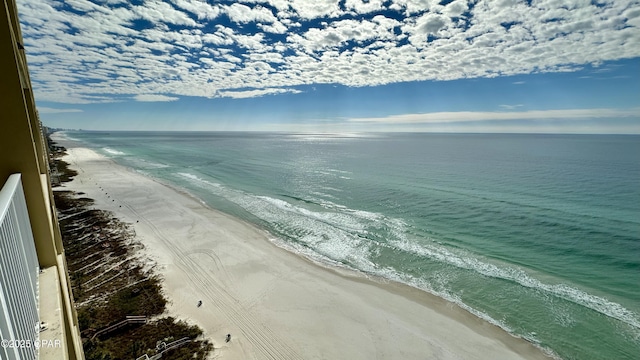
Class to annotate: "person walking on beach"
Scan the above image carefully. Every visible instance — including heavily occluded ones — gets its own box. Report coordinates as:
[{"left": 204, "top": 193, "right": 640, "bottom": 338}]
[
  {"left": 226, "top": 334, "right": 231, "bottom": 343},
  {"left": 197, "top": 300, "right": 202, "bottom": 307}
]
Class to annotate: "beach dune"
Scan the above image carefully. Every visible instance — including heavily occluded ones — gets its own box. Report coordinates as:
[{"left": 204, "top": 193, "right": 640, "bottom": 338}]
[{"left": 55, "top": 136, "right": 551, "bottom": 360}]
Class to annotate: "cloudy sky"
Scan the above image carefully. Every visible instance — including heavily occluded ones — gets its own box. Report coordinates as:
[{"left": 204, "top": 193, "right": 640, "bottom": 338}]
[{"left": 17, "top": 0, "right": 640, "bottom": 133}]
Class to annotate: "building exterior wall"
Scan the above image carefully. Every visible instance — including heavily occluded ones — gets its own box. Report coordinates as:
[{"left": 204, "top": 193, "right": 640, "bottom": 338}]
[{"left": 0, "top": 0, "right": 84, "bottom": 358}]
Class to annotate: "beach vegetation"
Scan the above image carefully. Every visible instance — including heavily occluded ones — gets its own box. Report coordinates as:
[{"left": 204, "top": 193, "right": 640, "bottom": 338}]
[{"left": 49, "top": 139, "right": 212, "bottom": 360}]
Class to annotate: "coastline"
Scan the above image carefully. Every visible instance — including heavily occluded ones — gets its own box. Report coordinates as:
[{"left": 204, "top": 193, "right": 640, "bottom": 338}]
[{"left": 52, "top": 133, "right": 553, "bottom": 360}]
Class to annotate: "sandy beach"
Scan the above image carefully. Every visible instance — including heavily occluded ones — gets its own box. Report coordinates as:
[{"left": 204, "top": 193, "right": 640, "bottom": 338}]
[{"left": 53, "top": 134, "right": 551, "bottom": 360}]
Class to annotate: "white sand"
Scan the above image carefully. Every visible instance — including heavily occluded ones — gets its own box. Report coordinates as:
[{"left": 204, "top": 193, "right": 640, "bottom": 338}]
[{"left": 54, "top": 135, "right": 551, "bottom": 360}]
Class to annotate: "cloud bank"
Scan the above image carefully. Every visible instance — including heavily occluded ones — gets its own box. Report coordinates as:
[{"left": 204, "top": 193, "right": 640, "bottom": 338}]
[
  {"left": 37, "top": 107, "right": 84, "bottom": 114},
  {"left": 17, "top": 0, "right": 640, "bottom": 104},
  {"left": 134, "top": 94, "right": 180, "bottom": 102},
  {"left": 348, "top": 108, "right": 640, "bottom": 124}
]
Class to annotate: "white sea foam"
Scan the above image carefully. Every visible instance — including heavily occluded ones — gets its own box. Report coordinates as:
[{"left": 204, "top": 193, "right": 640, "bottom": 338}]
[
  {"left": 308, "top": 191, "right": 338, "bottom": 200},
  {"left": 320, "top": 186, "right": 343, "bottom": 193},
  {"left": 63, "top": 135, "right": 80, "bottom": 142},
  {"left": 314, "top": 169, "right": 352, "bottom": 178},
  {"left": 174, "top": 169, "right": 572, "bottom": 357},
  {"left": 177, "top": 171, "right": 384, "bottom": 265},
  {"left": 137, "top": 159, "right": 168, "bottom": 169},
  {"left": 177, "top": 172, "right": 222, "bottom": 188},
  {"left": 178, "top": 172, "right": 200, "bottom": 181},
  {"left": 327, "top": 168, "right": 352, "bottom": 175},
  {"left": 310, "top": 198, "right": 384, "bottom": 222},
  {"left": 176, "top": 169, "right": 639, "bottom": 347},
  {"left": 102, "top": 147, "right": 125, "bottom": 155},
  {"left": 551, "top": 304, "right": 577, "bottom": 328},
  {"left": 313, "top": 170, "right": 333, "bottom": 176},
  {"left": 374, "top": 265, "right": 514, "bottom": 331},
  {"left": 389, "top": 238, "right": 640, "bottom": 330},
  {"left": 255, "top": 195, "right": 371, "bottom": 233}
]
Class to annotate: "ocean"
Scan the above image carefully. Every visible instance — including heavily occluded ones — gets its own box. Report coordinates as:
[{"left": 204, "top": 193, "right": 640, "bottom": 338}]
[{"left": 64, "top": 131, "right": 639, "bottom": 360}]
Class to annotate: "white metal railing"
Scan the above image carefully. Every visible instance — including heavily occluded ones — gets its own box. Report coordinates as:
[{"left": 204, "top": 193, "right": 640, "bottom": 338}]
[{"left": 0, "top": 174, "right": 39, "bottom": 360}]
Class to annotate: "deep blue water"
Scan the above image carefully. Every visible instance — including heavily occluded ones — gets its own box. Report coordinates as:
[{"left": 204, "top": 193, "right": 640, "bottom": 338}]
[{"left": 65, "top": 131, "right": 640, "bottom": 360}]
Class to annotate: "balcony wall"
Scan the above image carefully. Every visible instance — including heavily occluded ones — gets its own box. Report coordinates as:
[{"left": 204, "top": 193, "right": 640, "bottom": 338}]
[
  {"left": 0, "top": 0, "right": 84, "bottom": 358},
  {"left": 0, "top": 174, "right": 39, "bottom": 360}
]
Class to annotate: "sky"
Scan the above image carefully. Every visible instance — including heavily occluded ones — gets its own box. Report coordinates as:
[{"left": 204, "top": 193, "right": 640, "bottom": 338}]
[{"left": 16, "top": 0, "right": 640, "bottom": 133}]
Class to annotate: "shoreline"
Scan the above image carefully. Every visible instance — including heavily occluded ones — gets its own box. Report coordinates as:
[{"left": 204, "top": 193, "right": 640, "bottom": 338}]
[{"left": 52, "top": 133, "right": 553, "bottom": 360}]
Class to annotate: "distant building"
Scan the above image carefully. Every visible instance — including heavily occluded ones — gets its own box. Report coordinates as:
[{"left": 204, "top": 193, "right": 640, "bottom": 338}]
[{"left": 1, "top": 0, "right": 84, "bottom": 359}]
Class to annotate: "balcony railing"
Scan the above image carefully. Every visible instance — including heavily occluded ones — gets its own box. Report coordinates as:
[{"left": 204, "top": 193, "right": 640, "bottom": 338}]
[{"left": 0, "top": 174, "right": 39, "bottom": 360}]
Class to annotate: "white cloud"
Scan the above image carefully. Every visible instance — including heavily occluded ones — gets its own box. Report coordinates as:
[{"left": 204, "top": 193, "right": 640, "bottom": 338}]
[
  {"left": 289, "top": 18, "right": 398, "bottom": 52},
  {"left": 258, "top": 20, "right": 288, "bottom": 34},
  {"left": 134, "top": 94, "right": 180, "bottom": 102},
  {"left": 38, "top": 107, "right": 84, "bottom": 113},
  {"left": 415, "top": 13, "right": 448, "bottom": 35},
  {"left": 348, "top": 108, "right": 640, "bottom": 124},
  {"left": 15, "top": 0, "right": 640, "bottom": 103},
  {"left": 289, "top": 0, "right": 343, "bottom": 19},
  {"left": 344, "top": 0, "right": 385, "bottom": 14},
  {"left": 218, "top": 88, "right": 302, "bottom": 98},
  {"left": 132, "top": 0, "right": 198, "bottom": 27},
  {"left": 239, "top": 0, "right": 291, "bottom": 12},
  {"left": 171, "top": 0, "right": 220, "bottom": 20},
  {"left": 499, "top": 104, "right": 523, "bottom": 110},
  {"left": 66, "top": 0, "right": 105, "bottom": 12},
  {"left": 441, "top": 0, "right": 468, "bottom": 17},
  {"left": 390, "top": 0, "right": 439, "bottom": 15},
  {"left": 224, "top": 3, "right": 277, "bottom": 24}
]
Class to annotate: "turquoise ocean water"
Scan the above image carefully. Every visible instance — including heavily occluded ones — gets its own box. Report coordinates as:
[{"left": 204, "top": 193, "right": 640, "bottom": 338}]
[{"left": 65, "top": 132, "right": 639, "bottom": 359}]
